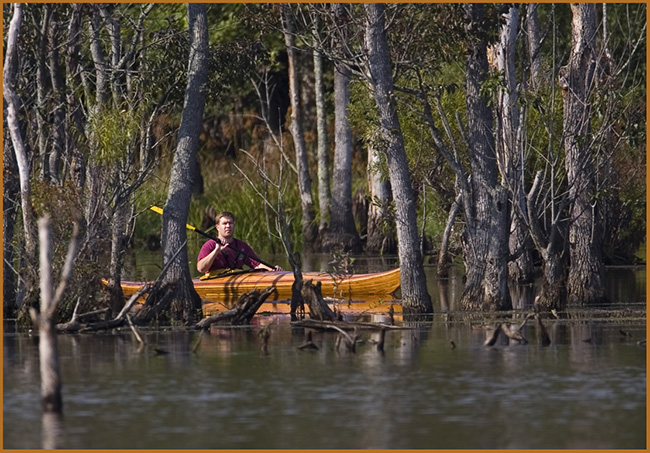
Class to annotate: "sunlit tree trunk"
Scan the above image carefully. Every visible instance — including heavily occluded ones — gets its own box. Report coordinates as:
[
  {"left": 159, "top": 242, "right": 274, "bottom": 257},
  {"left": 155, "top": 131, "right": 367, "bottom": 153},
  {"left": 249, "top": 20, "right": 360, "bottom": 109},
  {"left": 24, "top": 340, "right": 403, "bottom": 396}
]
[
  {"left": 526, "top": 4, "right": 543, "bottom": 90},
  {"left": 560, "top": 3, "right": 607, "bottom": 306},
  {"left": 364, "top": 3, "right": 432, "bottom": 314},
  {"left": 4, "top": 3, "right": 38, "bottom": 268},
  {"left": 134, "top": 3, "right": 207, "bottom": 325},
  {"left": 282, "top": 4, "right": 318, "bottom": 251},
  {"left": 312, "top": 20, "right": 331, "bottom": 233},
  {"left": 366, "top": 144, "right": 395, "bottom": 254}
]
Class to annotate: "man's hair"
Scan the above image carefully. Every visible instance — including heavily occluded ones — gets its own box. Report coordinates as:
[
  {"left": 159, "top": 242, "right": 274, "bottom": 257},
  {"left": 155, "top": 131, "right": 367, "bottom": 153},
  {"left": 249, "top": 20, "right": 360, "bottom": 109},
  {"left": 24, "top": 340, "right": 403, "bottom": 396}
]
[{"left": 216, "top": 211, "right": 235, "bottom": 224}]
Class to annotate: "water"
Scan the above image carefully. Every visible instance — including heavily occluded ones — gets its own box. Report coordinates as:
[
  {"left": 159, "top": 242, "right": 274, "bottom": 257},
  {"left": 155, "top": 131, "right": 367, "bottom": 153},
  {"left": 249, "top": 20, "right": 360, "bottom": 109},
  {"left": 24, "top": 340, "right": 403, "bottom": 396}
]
[{"left": 3, "top": 260, "right": 647, "bottom": 449}]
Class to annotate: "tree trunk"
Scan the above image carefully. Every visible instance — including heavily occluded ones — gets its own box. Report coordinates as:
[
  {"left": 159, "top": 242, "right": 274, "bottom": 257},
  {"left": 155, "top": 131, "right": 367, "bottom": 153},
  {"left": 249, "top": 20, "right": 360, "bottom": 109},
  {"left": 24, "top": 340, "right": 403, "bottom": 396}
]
[
  {"left": 3, "top": 121, "right": 20, "bottom": 318},
  {"left": 98, "top": 4, "right": 125, "bottom": 107},
  {"left": 495, "top": 5, "right": 534, "bottom": 284},
  {"left": 323, "top": 4, "right": 362, "bottom": 253},
  {"left": 526, "top": 4, "right": 543, "bottom": 90},
  {"left": 459, "top": 3, "right": 511, "bottom": 311},
  {"left": 36, "top": 5, "right": 52, "bottom": 182},
  {"left": 560, "top": 4, "right": 607, "bottom": 306},
  {"left": 133, "top": 3, "right": 208, "bottom": 325},
  {"left": 47, "top": 6, "right": 65, "bottom": 183},
  {"left": 4, "top": 3, "right": 39, "bottom": 267},
  {"left": 106, "top": 203, "right": 129, "bottom": 317},
  {"left": 313, "top": 26, "right": 331, "bottom": 233},
  {"left": 65, "top": 3, "right": 86, "bottom": 188},
  {"left": 366, "top": 144, "right": 396, "bottom": 254},
  {"left": 535, "top": 249, "right": 568, "bottom": 311},
  {"left": 364, "top": 3, "right": 432, "bottom": 314},
  {"left": 34, "top": 217, "right": 63, "bottom": 414},
  {"left": 436, "top": 193, "right": 461, "bottom": 279},
  {"left": 282, "top": 4, "right": 318, "bottom": 251}
]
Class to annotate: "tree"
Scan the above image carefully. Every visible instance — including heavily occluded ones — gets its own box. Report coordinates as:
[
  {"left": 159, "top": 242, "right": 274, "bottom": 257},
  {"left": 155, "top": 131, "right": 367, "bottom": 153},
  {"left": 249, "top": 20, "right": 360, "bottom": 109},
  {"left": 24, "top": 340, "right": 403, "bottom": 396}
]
[
  {"left": 312, "top": 14, "right": 331, "bottom": 234},
  {"left": 526, "top": 4, "right": 543, "bottom": 90},
  {"left": 322, "top": 3, "right": 362, "bottom": 253},
  {"left": 459, "top": 3, "right": 511, "bottom": 311},
  {"left": 364, "top": 3, "right": 432, "bottom": 314},
  {"left": 493, "top": 5, "right": 534, "bottom": 284},
  {"left": 4, "top": 4, "right": 40, "bottom": 308},
  {"left": 133, "top": 3, "right": 208, "bottom": 325},
  {"left": 281, "top": 4, "right": 318, "bottom": 252},
  {"left": 560, "top": 3, "right": 607, "bottom": 305}
]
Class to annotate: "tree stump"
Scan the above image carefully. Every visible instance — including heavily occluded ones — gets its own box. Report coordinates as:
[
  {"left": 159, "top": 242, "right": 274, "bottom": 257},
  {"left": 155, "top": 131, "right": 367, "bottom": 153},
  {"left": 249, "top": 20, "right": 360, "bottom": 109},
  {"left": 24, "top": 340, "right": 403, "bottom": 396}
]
[
  {"left": 196, "top": 286, "right": 274, "bottom": 328},
  {"left": 301, "top": 280, "right": 338, "bottom": 321}
]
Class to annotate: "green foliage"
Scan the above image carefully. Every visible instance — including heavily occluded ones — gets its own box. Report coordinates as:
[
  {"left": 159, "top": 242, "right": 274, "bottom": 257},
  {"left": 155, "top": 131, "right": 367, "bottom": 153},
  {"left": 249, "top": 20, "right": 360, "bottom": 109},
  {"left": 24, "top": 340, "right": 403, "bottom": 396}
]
[
  {"left": 88, "top": 108, "right": 142, "bottom": 165},
  {"left": 134, "top": 148, "right": 303, "bottom": 257}
]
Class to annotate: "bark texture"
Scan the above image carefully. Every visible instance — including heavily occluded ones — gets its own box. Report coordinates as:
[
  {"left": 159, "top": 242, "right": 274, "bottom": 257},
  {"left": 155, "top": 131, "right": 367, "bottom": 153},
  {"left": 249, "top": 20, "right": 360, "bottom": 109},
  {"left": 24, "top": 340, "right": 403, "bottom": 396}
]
[
  {"left": 364, "top": 3, "right": 432, "bottom": 314},
  {"left": 560, "top": 4, "right": 607, "bottom": 306},
  {"left": 3, "top": 119, "right": 20, "bottom": 317},
  {"left": 322, "top": 3, "right": 362, "bottom": 253},
  {"left": 4, "top": 4, "right": 39, "bottom": 264},
  {"left": 495, "top": 5, "right": 534, "bottom": 284},
  {"left": 133, "top": 3, "right": 208, "bottom": 325},
  {"left": 459, "top": 3, "right": 511, "bottom": 311},
  {"left": 366, "top": 144, "right": 396, "bottom": 254},
  {"left": 282, "top": 4, "right": 318, "bottom": 251},
  {"left": 526, "top": 4, "right": 543, "bottom": 90},
  {"left": 313, "top": 25, "right": 331, "bottom": 233}
]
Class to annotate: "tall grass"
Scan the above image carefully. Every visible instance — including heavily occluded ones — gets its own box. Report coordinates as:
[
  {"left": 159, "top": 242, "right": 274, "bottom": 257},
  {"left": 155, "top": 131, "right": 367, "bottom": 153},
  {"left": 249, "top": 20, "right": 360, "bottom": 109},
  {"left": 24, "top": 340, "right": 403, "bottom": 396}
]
[{"left": 133, "top": 150, "right": 303, "bottom": 257}]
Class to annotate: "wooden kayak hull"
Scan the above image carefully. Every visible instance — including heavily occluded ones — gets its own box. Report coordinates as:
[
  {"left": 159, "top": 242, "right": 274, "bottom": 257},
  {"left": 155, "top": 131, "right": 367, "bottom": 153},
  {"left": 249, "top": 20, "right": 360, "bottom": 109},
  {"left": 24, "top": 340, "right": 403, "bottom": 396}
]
[{"left": 117, "top": 268, "right": 402, "bottom": 315}]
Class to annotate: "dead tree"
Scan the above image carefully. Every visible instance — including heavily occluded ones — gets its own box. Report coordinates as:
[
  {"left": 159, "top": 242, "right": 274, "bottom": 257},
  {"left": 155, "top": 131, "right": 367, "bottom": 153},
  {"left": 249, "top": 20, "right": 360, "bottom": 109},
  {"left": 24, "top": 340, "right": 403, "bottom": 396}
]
[
  {"left": 301, "top": 280, "right": 338, "bottom": 321},
  {"left": 196, "top": 287, "right": 275, "bottom": 328},
  {"left": 56, "top": 284, "right": 151, "bottom": 333},
  {"left": 30, "top": 215, "right": 81, "bottom": 414}
]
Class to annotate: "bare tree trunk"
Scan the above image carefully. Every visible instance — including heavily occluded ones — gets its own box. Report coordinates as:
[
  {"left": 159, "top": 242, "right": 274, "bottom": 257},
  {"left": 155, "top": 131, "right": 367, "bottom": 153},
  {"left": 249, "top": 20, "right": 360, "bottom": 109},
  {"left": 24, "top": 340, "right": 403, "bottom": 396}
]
[
  {"left": 364, "top": 3, "right": 432, "bottom": 314},
  {"left": 4, "top": 4, "right": 39, "bottom": 266},
  {"left": 459, "top": 3, "right": 511, "bottom": 311},
  {"left": 133, "top": 3, "right": 207, "bottom": 325},
  {"left": 322, "top": 4, "right": 361, "bottom": 253},
  {"left": 495, "top": 5, "right": 534, "bottom": 284},
  {"left": 526, "top": 4, "right": 543, "bottom": 90},
  {"left": 366, "top": 143, "right": 395, "bottom": 254},
  {"left": 560, "top": 4, "right": 607, "bottom": 306},
  {"left": 31, "top": 215, "right": 81, "bottom": 414},
  {"left": 313, "top": 23, "right": 331, "bottom": 233},
  {"left": 437, "top": 193, "right": 461, "bottom": 279},
  {"left": 36, "top": 5, "right": 52, "bottom": 182},
  {"left": 3, "top": 122, "right": 20, "bottom": 318},
  {"left": 65, "top": 3, "right": 86, "bottom": 188},
  {"left": 98, "top": 4, "right": 125, "bottom": 107},
  {"left": 106, "top": 203, "right": 129, "bottom": 317},
  {"left": 526, "top": 171, "right": 570, "bottom": 311},
  {"left": 48, "top": 6, "right": 65, "bottom": 183},
  {"left": 282, "top": 4, "right": 318, "bottom": 251},
  {"left": 34, "top": 217, "right": 63, "bottom": 414}
]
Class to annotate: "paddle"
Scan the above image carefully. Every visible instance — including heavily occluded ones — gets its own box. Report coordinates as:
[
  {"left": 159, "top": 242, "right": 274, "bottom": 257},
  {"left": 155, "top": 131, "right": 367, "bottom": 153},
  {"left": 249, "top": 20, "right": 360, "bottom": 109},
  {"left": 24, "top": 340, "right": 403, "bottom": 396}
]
[{"left": 149, "top": 205, "right": 276, "bottom": 269}]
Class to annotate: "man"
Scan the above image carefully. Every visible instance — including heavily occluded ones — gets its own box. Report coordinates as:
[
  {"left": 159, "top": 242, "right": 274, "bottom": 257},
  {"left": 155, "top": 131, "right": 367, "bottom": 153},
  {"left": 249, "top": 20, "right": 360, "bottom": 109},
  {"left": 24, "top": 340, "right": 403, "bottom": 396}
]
[{"left": 197, "top": 211, "right": 282, "bottom": 276}]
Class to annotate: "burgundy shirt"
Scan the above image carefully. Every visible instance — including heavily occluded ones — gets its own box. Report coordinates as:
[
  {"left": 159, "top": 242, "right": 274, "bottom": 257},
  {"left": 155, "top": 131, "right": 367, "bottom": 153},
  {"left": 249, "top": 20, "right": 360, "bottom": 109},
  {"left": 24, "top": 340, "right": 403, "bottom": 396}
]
[{"left": 197, "top": 238, "right": 262, "bottom": 271}]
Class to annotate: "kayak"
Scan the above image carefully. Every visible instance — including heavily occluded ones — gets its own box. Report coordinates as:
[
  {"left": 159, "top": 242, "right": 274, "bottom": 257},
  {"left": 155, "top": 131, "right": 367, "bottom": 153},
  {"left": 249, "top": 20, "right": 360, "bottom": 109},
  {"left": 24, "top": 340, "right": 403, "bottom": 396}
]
[{"left": 117, "top": 267, "right": 402, "bottom": 315}]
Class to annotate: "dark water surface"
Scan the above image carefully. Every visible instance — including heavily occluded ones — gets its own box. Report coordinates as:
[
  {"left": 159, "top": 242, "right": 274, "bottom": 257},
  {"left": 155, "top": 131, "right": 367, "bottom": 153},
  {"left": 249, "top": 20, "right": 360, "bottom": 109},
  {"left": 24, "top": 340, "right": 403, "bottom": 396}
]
[{"left": 3, "top": 260, "right": 647, "bottom": 449}]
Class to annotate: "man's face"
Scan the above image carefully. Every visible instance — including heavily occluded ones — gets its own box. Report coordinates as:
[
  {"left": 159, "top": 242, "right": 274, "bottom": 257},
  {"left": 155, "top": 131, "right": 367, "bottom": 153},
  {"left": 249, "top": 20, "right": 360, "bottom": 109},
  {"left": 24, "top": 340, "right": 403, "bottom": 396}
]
[{"left": 216, "top": 216, "right": 234, "bottom": 239}]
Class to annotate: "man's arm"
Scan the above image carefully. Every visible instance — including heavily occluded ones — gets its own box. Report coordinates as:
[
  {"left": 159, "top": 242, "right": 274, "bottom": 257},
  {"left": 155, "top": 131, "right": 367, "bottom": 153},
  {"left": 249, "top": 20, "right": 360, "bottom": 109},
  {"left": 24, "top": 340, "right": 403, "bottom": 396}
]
[{"left": 197, "top": 240, "right": 227, "bottom": 273}]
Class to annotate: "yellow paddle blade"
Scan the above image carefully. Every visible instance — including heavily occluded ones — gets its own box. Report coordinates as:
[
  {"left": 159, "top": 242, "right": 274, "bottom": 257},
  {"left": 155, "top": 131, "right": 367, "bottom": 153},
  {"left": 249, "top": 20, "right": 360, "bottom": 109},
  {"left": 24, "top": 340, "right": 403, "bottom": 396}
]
[{"left": 149, "top": 205, "right": 197, "bottom": 231}]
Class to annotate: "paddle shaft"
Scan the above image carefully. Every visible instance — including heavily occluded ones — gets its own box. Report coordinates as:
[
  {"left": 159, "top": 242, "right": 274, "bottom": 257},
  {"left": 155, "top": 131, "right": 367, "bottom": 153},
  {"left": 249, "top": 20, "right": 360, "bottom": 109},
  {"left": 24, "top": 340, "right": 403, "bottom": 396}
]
[{"left": 149, "top": 206, "right": 275, "bottom": 269}]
